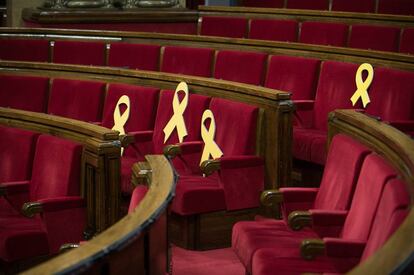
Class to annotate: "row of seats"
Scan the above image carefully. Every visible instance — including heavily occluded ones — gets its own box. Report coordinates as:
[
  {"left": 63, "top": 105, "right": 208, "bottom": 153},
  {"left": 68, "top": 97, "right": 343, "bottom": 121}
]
[
  {"left": 232, "top": 133, "right": 410, "bottom": 274},
  {"left": 241, "top": 0, "right": 414, "bottom": 15},
  {"left": 0, "top": 126, "right": 85, "bottom": 265},
  {"left": 200, "top": 16, "right": 414, "bottom": 53}
]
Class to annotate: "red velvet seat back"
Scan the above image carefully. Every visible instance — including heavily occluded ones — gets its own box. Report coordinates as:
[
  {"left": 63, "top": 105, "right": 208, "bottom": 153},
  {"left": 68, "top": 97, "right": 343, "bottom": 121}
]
[
  {"left": 29, "top": 135, "right": 82, "bottom": 201},
  {"left": 161, "top": 46, "right": 214, "bottom": 77},
  {"left": 340, "top": 154, "right": 397, "bottom": 240},
  {"left": 53, "top": 40, "right": 105, "bottom": 66},
  {"left": 0, "top": 75, "right": 49, "bottom": 112},
  {"left": 365, "top": 67, "right": 414, "bottom": 121},
  {"left": 242, "top": 0, "right": 284, "bottom": 8},
  {"left": 265, "top": 55, "right": 320, "bottom": 100},
  {"left": 287, "top": 0, "right": 329, "bottom": 10},
  {"left": 152, "top": 90, "right": 211, "bottom": 153},
  {"left": 361, "top": 179, "right": 410, "bottom": 261},
  {"left": 378, "top": 0, "right": 414, "bottom": 15},
  {"left": 214, "top": 50, "right": 267, "bottom": 85},
  {"left": 249, "top": 19, "right": 298, "bottom": 42},
  {"left": 108, "top": 42, "right": 160, "bottom": 71},
  {"left": 331, "top": 0, "right": 375, "bottom": 13},
  {"left": 300, "top": 22, "right": 349, "bottom": 47},
  {"left": 400, "top": 28, "right": 414, "bottom": 55},
  {"left": 0, "top": 39, "right": 49, "bottom": 62},
  {"left": 200, "top": 16, "right": 248, "bottom": 38},
  {"left": 313, "top": 61, "right": 361, "bottom": 131},
  {"left": 349, "top": 25, "right": 400, "bottom": 52},
  {"left": 208, "top": 98, "right": 258, "bottom": 156},
  {"left": 48, "top": 79, "right": 105, "bottom": 122},
  {"left": 313, "top": 134, "right": 370, "bottom": 210},
  {"left": 102, "top": 83, "right": 159, "bottom": 157},
  {"left": 0, "top": 126, "right": 38, "bottom": 182}
]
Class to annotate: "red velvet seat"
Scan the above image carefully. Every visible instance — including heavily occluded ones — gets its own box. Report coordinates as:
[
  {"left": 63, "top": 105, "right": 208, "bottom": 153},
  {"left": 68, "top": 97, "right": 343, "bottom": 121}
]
[
  {"left": 0, "top": 134, "right": 85, "bottom": 263},
  {"left": 232, "top": 134, "right": 371, "bottom": 272},
  {"left": 349, "top": 25, "right": 400, "bottom": 52},
  {"left": 101, "top": 83, "right": 159, "bottom": 195},
  {"left": 251, "top": 177, "right": 408, "bottom": 275},
  {"left": 128, "top": 185, "right": 149, "bottom": 213},
  {"left": 331, "top": 0, "right": 375, "bottom": 13},
  {"left": 48, "top": 79, "right": 105, "bottom": 122},
  {"left": 242, "top": 0, "right": 284, "bottom": 8},
  {"left": 0, "top": 39, "right": 49, "bottom": 62},
  {"left": 161, "top": 46, "right": 214, "bottom": 77},
  {"left": 199, "top": 16, "right": 248, "bottom": 38},
  {"left": 108, "top": 42, "right": 160, "bottom": 70},
  {"left": 400, "top": 28, "right": 414, "bottom": 55},
  {"left": 378, "top": 0, "right": 414, "bottom": 15},
  {"left": 172, "top": 98, "right": 263, "bottom": 216},
  {"left": 0, "top": 75, "right": 49, "bottom": 113},
  {"left": 249, "top": 19, "right": 298, "bottom": 42},
  {"left": 287, "top": 0, "right": 329, "bottom": 10},
  {"left": 214, "top": 50, "right": 267, "bottom": 85},
  {"left": 299, "top": 22, "right": 349, "bottom": 47},
  {"left": 53, "top": 40, "right": 105, "bottom": 66}
]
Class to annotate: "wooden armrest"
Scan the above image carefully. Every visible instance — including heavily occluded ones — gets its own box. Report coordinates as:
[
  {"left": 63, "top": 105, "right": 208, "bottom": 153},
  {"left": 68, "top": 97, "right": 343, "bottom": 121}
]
[
  {"left": 301, "top": 239, "right": 326, "bottom": 260},
  {"left": 200, "top": 159, "right": 221, "bottom": 176},
  {"left": 22, "top": 201, "right": 43, "bottom": 218},
  {"left": 260, "top": 189, "right": 283, "bottom": 207},
  {"left": 288, "top": 210, "right": 312, "bottom": 230},
  {"left": 131, "top": 161, "right": 152, "bottom": 187},
  {"left": 163, "top": 144, "right": 182, "bottom": 159},
  {"left": 119, "top": 134, "right": 135, "bottom": 147}
]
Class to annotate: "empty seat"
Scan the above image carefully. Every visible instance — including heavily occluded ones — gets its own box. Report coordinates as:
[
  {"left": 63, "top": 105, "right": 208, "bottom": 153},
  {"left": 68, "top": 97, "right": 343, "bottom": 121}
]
[
  {"left": 0, "top": 75, "right": 49, "bottom": 112},
  {"left": 200, "top": 16, "right": 248, "bottom": 38},
  {"left": 287, "top": 0, "right": 329, "bottom": 10},
  {"left": 161, "top": 46, "right": 214, "bottom": 77},
  {"left": 400, "top": 28, "right": 414, "bottom": 55},
  {"left": 331, "top": 0, "right": 376, "bottom": 13},
  {"left": 242, "top": 0, "right": 284, "bottom": 8},
  {"left": 214, "top": 50, "right": 267, "bottom": 85},
  {"left": 300, "top": 22, "right": 349, "bottom": 47},
  {"left": 249, "top": 19, "right": 298, "bottom": 42},
  {"left": 48, "top": 79, "right": 105, "bottom": 122},
  {"left": 0, "top": 39, "right": 49, "bottom": 62},
  {"left": 53, "top": 40, "right": 105, "bottom": 66},
  {"left": 108, "top": 42, "right": 160, "bottom": 70},
  {"left": 378, "top": 0, "right": 414, "bottom": 15},
  {"left": 349, "top": 25, "right": 400, "bottom": 52}
]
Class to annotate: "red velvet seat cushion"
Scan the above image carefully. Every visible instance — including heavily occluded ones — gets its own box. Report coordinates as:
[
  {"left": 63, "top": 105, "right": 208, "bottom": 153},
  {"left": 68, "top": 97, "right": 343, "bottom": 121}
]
[
  {"left": 161, "top": 46, "right": 214, "bottom": 77},
  {"left": 287, "top": 0, "right": 329, "bottom": 10},
  {"left": 108, "top": 42, "right": 160, "bottom": 70},
  {"left": 378, "top": 0, "right": 414, "bottom": 15},
  {"left": 0, "top": 39, "right": 49, "bottom": 62},
  {"left": 53, "top": 40, "right": 105, "bottom": 66},
  {"left": 0, "top": 75, "right": 49, "bottom": 112},
  {"left": 300, "top": 22, "right": 349, "bottom": 47},
  {"left": 293, "top": 127, "right": 325, "bottom": 163},
  {"left": 242, "top": 0, "right": 284, "bottom": 8},
  {"left": 349, "top": 25, "right": 400, "bottom": 52},
  {"left": 331, "top": 0, "right": 375, "bottom": 13},
  {"left": 214, "top": 50, "right": 267, "bottom": 85},
  {"left": 200, "top": 16, "right": 248, "bottom": 38},
  {"left": 249, "top": 19, "right": 298, "bottom": 42},
  {"left": 400, "top": 28, "right": 414, "bottom": 55},
  {"left": 48, "top": 79, "right": 105, "bottom": 122}
]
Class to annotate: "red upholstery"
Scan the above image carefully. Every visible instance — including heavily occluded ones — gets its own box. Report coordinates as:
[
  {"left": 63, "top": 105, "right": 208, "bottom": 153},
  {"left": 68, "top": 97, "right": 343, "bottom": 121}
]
[
  {"left": 108, "top": 42, "right": 160, "bottom": 71},
  {"left": 0, "top": 39, "right": 49, "bottom": 62},
  {"left": 53, "top": 40, "right": 105, "bottom": 66},
  {"left": 287, "top": 0, "right": 329, "bottom": 10},
  {"left": 242, "top": 0, "right": 284, "bottom": 8},
  {"left": 300, "top": 22, "right": 349, "bottom": 47},
  {"left": 214, "top": 50, "right": 267, "bottom": 85},
  {"left": 400, "top": 28, "right": 414, "bottom": 55},
  {"left": 48, "top": 79, "right": 105, "bottom": 122},
  {"left": 161, "top": 46, "right": 214, "bottom": 77},
  {"left": 200, "top": 16, "right": 248, "bottom": 38},
  {"left": 331, "top": 0, "right": 375, "bottom": 13},
  {"left": 249, "top": 19, "right": 298, "bottom": 42},
  {"left": 349, "top": 25, "right": 400, "bottom": 52},
  {"left": 128, "top": 185, "right": 149, "bottom": 213},
  {"left": 0, "top": 75, "right": 49, "bottom": 112},
  {"left": 378, "top": 0, "right": 414, "bottom": 15}
]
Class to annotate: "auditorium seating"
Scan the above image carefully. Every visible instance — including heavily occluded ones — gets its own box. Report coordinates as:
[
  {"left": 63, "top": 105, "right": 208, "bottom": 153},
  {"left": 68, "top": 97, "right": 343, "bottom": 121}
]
[
  {"left": 107, "top": 42, "right": 161, "bottom": 70},
  {"left": 331, "top": 0, "right": 376, "bottom": 13},
  {"left": 378, "top": 0, "right": 414, "bottom": 15},
  {"left": 349, "top": 25, "right": 400, "bottom": 52},
  {"left": 400, "top": 27, "right": 414, "bottom": 55},
  {"left": 249, "top": 19, "right": 298, "bottom": 42},
  {"left": 0, "top": 39, "right": 49, "bottom": 62},
  {"left": 287, "top": 0, "right": 329, "bottom": 10},
  {"left": 53, "top": 40, "right": 106, "bottom": 66},
  {"left": 199, "top": 16, "right": 248, "bottom": 38},
  {"left": 299, "top": 21, "right": 349, "bottom": 47}
]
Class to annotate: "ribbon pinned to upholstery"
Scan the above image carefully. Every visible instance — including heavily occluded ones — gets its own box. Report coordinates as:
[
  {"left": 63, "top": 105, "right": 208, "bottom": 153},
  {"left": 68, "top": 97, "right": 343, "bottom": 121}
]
[
  {"left": 163, "top": 82, "right": 189, "bottom": 143},
  {"left": 112, "top": 95, "right": 131, "bottom": 156},
  {"left": 350, "top": 63, "right": 374, "bottom": 108},
  {"left": 200, "top": 109, "right": 223, "bottom": 164}
]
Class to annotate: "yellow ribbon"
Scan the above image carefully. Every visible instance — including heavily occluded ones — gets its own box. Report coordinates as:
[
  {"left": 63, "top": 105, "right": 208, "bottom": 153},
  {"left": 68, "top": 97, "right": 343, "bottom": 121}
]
[
  {"left": 163, "top": 82, "right": 189, "bottom": 143},
  {"left": 350, "top": 63, "right": 374, "bottom": 108},
  {"left": 200, "top": 109, "right": 223, "bottom": 164},
  {"left": 112, "top": 95, "right": 131, "bottom": 156}
]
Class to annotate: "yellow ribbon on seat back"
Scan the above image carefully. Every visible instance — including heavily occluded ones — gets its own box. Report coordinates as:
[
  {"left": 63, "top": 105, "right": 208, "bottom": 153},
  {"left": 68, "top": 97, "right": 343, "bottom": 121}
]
[
  {"left": 112, "top": 95, "right": 131, "bottom": 156},
  {"left": 350, "top": 63, "right": 374, "bottom": 108},
  {"left": 200, "top": 109, "right": 223, "bottom": 164},
  {"left": 163, "top": 82, "right": 189, "bottom": 143}
]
